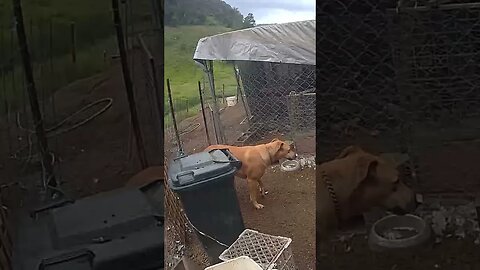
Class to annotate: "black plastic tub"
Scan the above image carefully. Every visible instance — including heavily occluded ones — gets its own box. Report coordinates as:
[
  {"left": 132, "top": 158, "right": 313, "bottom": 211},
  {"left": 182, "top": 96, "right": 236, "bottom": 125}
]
[{"left": 11, "top": 180, "right": 164, "bottom": 270}]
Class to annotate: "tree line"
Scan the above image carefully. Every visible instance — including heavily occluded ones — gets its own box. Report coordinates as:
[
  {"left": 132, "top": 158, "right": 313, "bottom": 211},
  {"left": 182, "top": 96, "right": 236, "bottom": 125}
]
[{"left": 165, "top": 0, "right": 255, "bottom": 29}]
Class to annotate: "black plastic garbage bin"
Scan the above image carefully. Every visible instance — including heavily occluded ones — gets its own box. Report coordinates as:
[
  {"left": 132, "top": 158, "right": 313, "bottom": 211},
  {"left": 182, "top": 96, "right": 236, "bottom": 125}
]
[{"left": 167, "top": 149, "right": 245, "bottom": 263}]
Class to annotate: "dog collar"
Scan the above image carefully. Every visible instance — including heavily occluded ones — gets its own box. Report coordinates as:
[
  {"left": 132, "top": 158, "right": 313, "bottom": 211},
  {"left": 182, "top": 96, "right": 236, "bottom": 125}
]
[{"left": 321, "top": 171, "right": 341, "bottom": 221}]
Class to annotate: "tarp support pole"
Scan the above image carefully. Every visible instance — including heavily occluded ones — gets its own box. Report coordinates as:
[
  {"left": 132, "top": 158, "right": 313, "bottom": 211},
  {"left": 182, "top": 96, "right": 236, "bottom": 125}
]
[{"left": 205, "top": 60, "right": 226, "bottom": 144}]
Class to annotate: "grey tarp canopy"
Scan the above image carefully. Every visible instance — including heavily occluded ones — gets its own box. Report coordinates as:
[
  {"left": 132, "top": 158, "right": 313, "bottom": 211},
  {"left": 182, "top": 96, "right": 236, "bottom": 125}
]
[{"left": 193, "top": 20, "right": 315, "bottom": 65}]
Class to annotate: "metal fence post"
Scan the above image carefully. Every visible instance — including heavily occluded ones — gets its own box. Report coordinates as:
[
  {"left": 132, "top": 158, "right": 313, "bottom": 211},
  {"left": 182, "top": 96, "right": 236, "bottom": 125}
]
[
  {"left": 70, "top": 21, "right": 76, "bottom": 63},
  {"left": 149, "top": 57, "right": 164, "bottom": 159},
  {"left": 166, "top": 79, "right": 184, "bottom": 155},
  {"left": 288, "top": 91, "right": 300, "bottom": 140},
  {"left": 198, "top": 81, "right": 211, "bottom": 145},
  {"left": 112, "top": 0, "right": 148, "bottom": 169},
  {"left": 233, "top": 64, "right": 251, "bottom": 123},
  {"left": 13, "top": 0, "right": 57, "bottom": 188}
]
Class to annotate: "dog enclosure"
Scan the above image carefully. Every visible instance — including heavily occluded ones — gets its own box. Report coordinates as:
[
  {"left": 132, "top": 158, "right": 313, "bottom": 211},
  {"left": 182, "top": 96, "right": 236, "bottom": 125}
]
[
  {"left": 193, "top": 20, "right": 316, "bottom": 148},
  {"left": 317, "top": 1, "right": 480, "bottom": 194}
]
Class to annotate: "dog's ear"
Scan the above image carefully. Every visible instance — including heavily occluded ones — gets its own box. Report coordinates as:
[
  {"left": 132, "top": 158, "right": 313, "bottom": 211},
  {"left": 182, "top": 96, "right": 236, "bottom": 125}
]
[
  {"left": 271, "top": 138, "right": 279, "bottom": 142},
  {"left": 336, "top": 145, "right": 363, "bottom": 159},
  {"left": 333, "top": 153, "right": 378, "bottom": 199},
  {"left": 270, "top": 140, "right": 284, "bottom": 155},
  {"left": 355, "top": 155, "right": 378, "bottom": 185}
]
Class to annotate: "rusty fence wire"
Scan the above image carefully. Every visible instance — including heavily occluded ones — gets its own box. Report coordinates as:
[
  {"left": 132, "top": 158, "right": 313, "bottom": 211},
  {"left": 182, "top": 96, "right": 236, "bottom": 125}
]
[
  {"left": 163, "top": 162, "right": 188, "bottom": 268},
  {"left": 135, "top": 32, "right": 163, "bottom": 166}
]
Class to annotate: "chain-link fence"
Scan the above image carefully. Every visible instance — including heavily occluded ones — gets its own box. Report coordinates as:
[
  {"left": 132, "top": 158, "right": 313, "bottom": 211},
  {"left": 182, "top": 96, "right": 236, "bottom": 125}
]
[
  {"left": 233, "top": 61, "right": 315, "bottom": 145},
  {"left": 288, "top": 91, "right": 316, "bottom": 138},
  {"left": 163, "top": 160, "right": 187, "bottom": 268},
  {"left": 317, "top": 1, "right": 480, "bottom": 193}
]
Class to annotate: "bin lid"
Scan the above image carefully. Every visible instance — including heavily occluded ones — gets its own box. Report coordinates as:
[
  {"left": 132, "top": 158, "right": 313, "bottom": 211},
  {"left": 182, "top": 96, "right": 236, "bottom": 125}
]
[{"left": 168, "top": 150, "right": 236, "bottom": 189}]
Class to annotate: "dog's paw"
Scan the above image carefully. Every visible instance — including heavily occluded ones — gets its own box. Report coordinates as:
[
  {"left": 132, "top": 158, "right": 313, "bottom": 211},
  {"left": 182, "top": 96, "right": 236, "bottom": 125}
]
[{"left": 254, "top": 203, "right": 265, "bottom": 209}]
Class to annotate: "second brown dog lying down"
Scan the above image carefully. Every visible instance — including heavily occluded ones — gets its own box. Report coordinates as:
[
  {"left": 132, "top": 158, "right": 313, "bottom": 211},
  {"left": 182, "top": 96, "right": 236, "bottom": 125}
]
[
  {"left": 205, "top": 139, "right": 297, "bottom": 210},
  {"left": 317, "top": 146, "right": 417, "bottom": 238}
]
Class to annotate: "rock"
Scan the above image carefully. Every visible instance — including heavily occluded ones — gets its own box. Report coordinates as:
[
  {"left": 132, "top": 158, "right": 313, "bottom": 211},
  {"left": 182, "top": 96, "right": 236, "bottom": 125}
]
[{"left": 415, "top": 197, "right": 480, "bottom": 243}]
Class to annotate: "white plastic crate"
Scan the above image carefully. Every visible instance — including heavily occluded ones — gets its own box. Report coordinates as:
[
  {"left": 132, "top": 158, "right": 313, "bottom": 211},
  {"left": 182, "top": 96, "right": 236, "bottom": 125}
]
[
  {"left": 205, "top": 256, "right": 262, "bottom": 270},
  {"left": 219, "top": 229, "right": 297, "bottom": 270}
]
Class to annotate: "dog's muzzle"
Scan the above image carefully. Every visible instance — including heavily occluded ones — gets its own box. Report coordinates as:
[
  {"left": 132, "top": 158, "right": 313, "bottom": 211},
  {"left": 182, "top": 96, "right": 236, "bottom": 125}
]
[
  {"left": 390, "top": 196, "right": 419, "bottom": 216},
  {"left": 287, "top": 153, "right": 298, "bottom": 160},
  {"left": 390, "top": 206, "right": 408, "bottom": 215}
]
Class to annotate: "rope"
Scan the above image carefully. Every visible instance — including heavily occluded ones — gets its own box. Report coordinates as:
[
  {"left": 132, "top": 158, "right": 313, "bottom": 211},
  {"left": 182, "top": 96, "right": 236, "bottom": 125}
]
[
  {"left": 13, "top": 98, "right": 113, "bottom": 162},
  {"left": 179, "top": 123, "right": 200, "bottom": 136},
  {"left": 17, "top": 98, "right": 113, "bottom": 136},
  {"left": 182, "top": 209, "right": 229, "bottom": 248}
]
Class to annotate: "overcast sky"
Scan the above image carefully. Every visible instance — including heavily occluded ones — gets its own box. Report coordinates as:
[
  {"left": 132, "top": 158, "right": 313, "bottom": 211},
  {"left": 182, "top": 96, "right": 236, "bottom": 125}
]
[{"left": 224, "top": 0, "right": 315, "bottom": 24}]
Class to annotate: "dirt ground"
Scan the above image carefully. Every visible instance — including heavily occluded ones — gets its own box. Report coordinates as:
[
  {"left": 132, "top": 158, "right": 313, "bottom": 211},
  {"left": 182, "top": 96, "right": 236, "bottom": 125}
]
[
  {"left": 175, "top": 167, "right": 316, "bottom": 270},
  {"left": 318, "top": 237, "right": 480, "bottom": 270},
  {"left": 236, "top": 167, "right": 316, "bottom": 270}
]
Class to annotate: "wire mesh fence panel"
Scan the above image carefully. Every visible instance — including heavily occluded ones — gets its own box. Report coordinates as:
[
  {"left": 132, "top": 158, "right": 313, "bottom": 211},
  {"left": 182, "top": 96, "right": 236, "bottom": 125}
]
[
  {"left": 287, "top": 92, "right": 316, "bottom": 138},
  {"left": 317, "top": 1, "right": 480, "bottom": 193},
  {"left": 136, "top": 32, "right": 163, "bottom": 166},
  {"left": 233, "top": 61, "right": 315, "bottom": 146}
]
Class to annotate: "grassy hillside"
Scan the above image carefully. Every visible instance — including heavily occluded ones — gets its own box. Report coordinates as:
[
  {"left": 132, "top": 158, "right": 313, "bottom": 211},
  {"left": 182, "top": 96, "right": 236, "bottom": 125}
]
[{"left": 164, "top": 25, "right": 237, "bottom": 116}]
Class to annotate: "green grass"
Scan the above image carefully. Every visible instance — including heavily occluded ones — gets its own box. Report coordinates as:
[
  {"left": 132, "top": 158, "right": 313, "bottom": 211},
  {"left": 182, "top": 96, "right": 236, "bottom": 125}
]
[
  {"left": 164, "top": 25, "right": 238, "bottom": 122},
  {"left": 0, "top": 0, "right": 115, "bottom": 61}
]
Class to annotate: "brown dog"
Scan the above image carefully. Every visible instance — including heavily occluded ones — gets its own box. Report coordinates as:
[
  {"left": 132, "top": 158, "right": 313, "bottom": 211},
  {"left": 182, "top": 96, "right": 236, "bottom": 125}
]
[
  {"left": 317, "top": 146, "right": 416, "bottom": 238},
  {"left": 124, "top": 166, "right": 164, "bottom": 188},
  {"left": 205, "top": 139, "right": 297, "bottom": 209}
]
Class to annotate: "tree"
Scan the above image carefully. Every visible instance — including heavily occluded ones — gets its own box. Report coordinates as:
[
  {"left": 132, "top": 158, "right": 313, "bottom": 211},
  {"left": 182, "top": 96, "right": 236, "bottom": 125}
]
[
  {"left": 242, "top": 13, "right": 256, "bottom": 28},
  {"left": 164, "top": 0, "right": 244, "bottom": 28}
]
